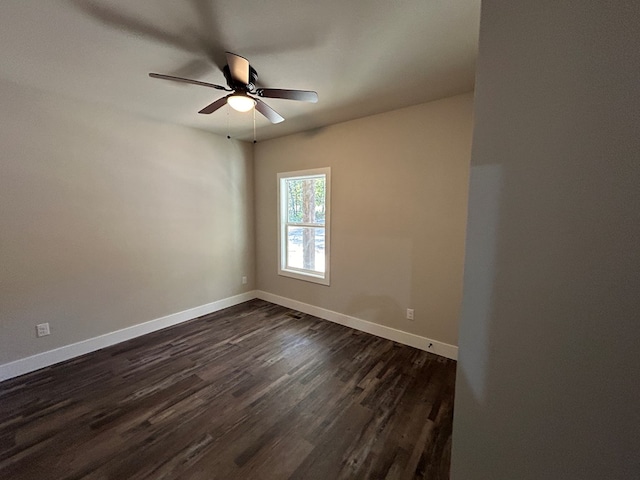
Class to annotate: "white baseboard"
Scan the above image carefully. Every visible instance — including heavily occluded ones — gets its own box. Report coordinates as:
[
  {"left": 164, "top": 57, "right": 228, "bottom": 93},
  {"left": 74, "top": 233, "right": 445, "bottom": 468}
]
[
  {"left": 0, "top": 291, "right": 257, "bottom": 382},
  {"left": 1, "top": 289, "right": 457, "bottom": 382},
  {"left": 255, "top": 291, "right": 458, "bottom": 360}
]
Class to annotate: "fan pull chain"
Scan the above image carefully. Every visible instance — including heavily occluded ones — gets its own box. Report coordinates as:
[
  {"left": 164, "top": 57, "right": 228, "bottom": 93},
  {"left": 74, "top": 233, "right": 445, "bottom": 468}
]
[
  {"left": 226, "top": 104, "right": 231, "bottom": 139},
  {"left": 253, "top": 107, "right": 257, "bottom": 144}
]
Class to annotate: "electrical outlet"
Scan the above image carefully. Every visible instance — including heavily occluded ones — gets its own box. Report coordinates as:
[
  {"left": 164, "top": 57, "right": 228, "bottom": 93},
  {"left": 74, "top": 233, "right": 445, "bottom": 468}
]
[
  {"left": 406, "top": 308, "right": 414, "bottom": 321},
  {"left": 242, "top": 276, "right": 248, "bottom": 285},
  {"left": 36, "top": 323, "right": 50, "bottom": 337}
]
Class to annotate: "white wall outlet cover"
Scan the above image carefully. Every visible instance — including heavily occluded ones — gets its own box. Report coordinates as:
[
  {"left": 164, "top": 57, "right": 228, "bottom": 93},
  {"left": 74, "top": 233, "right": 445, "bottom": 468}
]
[{"left": 36, "top": 323, "right": 50, "bottom": 337}]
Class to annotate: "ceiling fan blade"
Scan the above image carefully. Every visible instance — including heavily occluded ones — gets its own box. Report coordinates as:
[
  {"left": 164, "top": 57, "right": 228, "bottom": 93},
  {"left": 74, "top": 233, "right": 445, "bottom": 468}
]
[
  {"left": 226, "top": 52, "right": 250, "bottom": 85},
  {"left": 255, "top": 99, "right": 285, "bottom": 124},
  {"left": 198, "top": 95, "right": 230, "bottom": 114},
  {"left": 256, "top": 88, "right": 318, "bottom": 103},
  {"left": 149, "top": 73, "right": 228, "bottom": 90}
]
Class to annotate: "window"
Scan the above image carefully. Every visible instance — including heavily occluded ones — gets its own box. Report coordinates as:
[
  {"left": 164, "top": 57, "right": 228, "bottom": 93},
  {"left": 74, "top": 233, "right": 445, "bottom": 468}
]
[{"left": 278, "top": 168, "right": 330, "bottom": 285}]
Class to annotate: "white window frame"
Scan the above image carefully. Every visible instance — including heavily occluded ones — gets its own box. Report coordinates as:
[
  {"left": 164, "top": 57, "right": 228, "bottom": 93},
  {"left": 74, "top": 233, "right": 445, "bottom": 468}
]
[{"left": 277, "top": 167, "right": 331, "bottom": 286}]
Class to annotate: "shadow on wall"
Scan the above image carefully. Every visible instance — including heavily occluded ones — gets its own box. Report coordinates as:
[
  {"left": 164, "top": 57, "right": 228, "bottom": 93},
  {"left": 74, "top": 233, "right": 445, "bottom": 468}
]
[
  {"left": 346, "top": 294, "right": 402, "bottom": 328},
  {"left": 456, "top": 164, "right": 502, "bottom": 405},
  {"left": 300, "top": 126, "right": 328, "bottom": 138},
  {"left": 452, "top": 163, "right": 502, "bottom": 471},
  {"left": 454, "top": 155, "right": 639, "bottom": 477}
]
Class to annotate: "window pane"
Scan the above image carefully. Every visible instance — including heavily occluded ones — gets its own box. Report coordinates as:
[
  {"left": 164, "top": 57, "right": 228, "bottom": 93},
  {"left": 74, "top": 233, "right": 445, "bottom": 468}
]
[
  {"left": 286, "top": 177, "right": 325, "bottom": 224},
  {"left": 286, "top": 226, "right": 325, "bottom": 273},
  {"left": 278, "top": 167, "right": 330, "bottom": 285}
]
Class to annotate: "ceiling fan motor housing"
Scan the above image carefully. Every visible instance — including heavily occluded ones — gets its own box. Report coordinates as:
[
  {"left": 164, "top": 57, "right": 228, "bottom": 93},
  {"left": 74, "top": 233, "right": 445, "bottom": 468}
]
[{"left": 223, "top": 64, "right": 258, "bottom": 92}]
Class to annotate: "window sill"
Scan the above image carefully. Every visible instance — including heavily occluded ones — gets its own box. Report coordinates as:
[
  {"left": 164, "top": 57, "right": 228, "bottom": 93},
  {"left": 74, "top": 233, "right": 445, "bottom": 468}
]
[{"left": 278, "top": 268, "right": 330, "bottom": 286}]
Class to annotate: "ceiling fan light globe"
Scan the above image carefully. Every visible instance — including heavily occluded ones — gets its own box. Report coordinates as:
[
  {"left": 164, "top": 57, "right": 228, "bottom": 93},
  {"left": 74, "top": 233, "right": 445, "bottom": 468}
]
[{"left": 227, "top": 95, "right": 256, "bottom": 112}]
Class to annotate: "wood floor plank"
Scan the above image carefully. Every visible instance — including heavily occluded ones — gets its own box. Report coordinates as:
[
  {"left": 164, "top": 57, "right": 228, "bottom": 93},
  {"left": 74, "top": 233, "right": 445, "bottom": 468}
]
[{"left": 0, "top": 299, "right": 456, "bottom": 479}]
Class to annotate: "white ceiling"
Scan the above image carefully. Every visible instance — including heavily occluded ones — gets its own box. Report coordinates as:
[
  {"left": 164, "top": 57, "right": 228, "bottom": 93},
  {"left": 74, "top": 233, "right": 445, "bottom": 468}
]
[{"left": 0, "top": 1, "right": 480, "bottom": 142}]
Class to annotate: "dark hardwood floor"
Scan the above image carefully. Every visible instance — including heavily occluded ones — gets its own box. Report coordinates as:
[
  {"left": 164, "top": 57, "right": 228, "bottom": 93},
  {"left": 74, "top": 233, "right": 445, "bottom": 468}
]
[{"left": 0, "top": 299, "right": 456, "bottom": 479}]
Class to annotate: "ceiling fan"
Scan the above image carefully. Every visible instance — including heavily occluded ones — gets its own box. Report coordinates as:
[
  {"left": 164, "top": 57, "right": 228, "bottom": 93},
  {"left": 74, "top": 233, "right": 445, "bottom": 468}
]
[{"left": 149, "top": 52, "right": 318, "bottom": 124}]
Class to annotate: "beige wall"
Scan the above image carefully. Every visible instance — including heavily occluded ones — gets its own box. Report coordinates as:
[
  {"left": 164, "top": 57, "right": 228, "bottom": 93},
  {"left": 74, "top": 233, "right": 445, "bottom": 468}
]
[
  {"left": 0, "top": 79, "right": 255, "bottom": 364},
  {"left": 254, "top": 93, "right": 473, "bottom": 346},
  {"left": 452, "top": 1, "right": 640, "bottom": 478}
]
